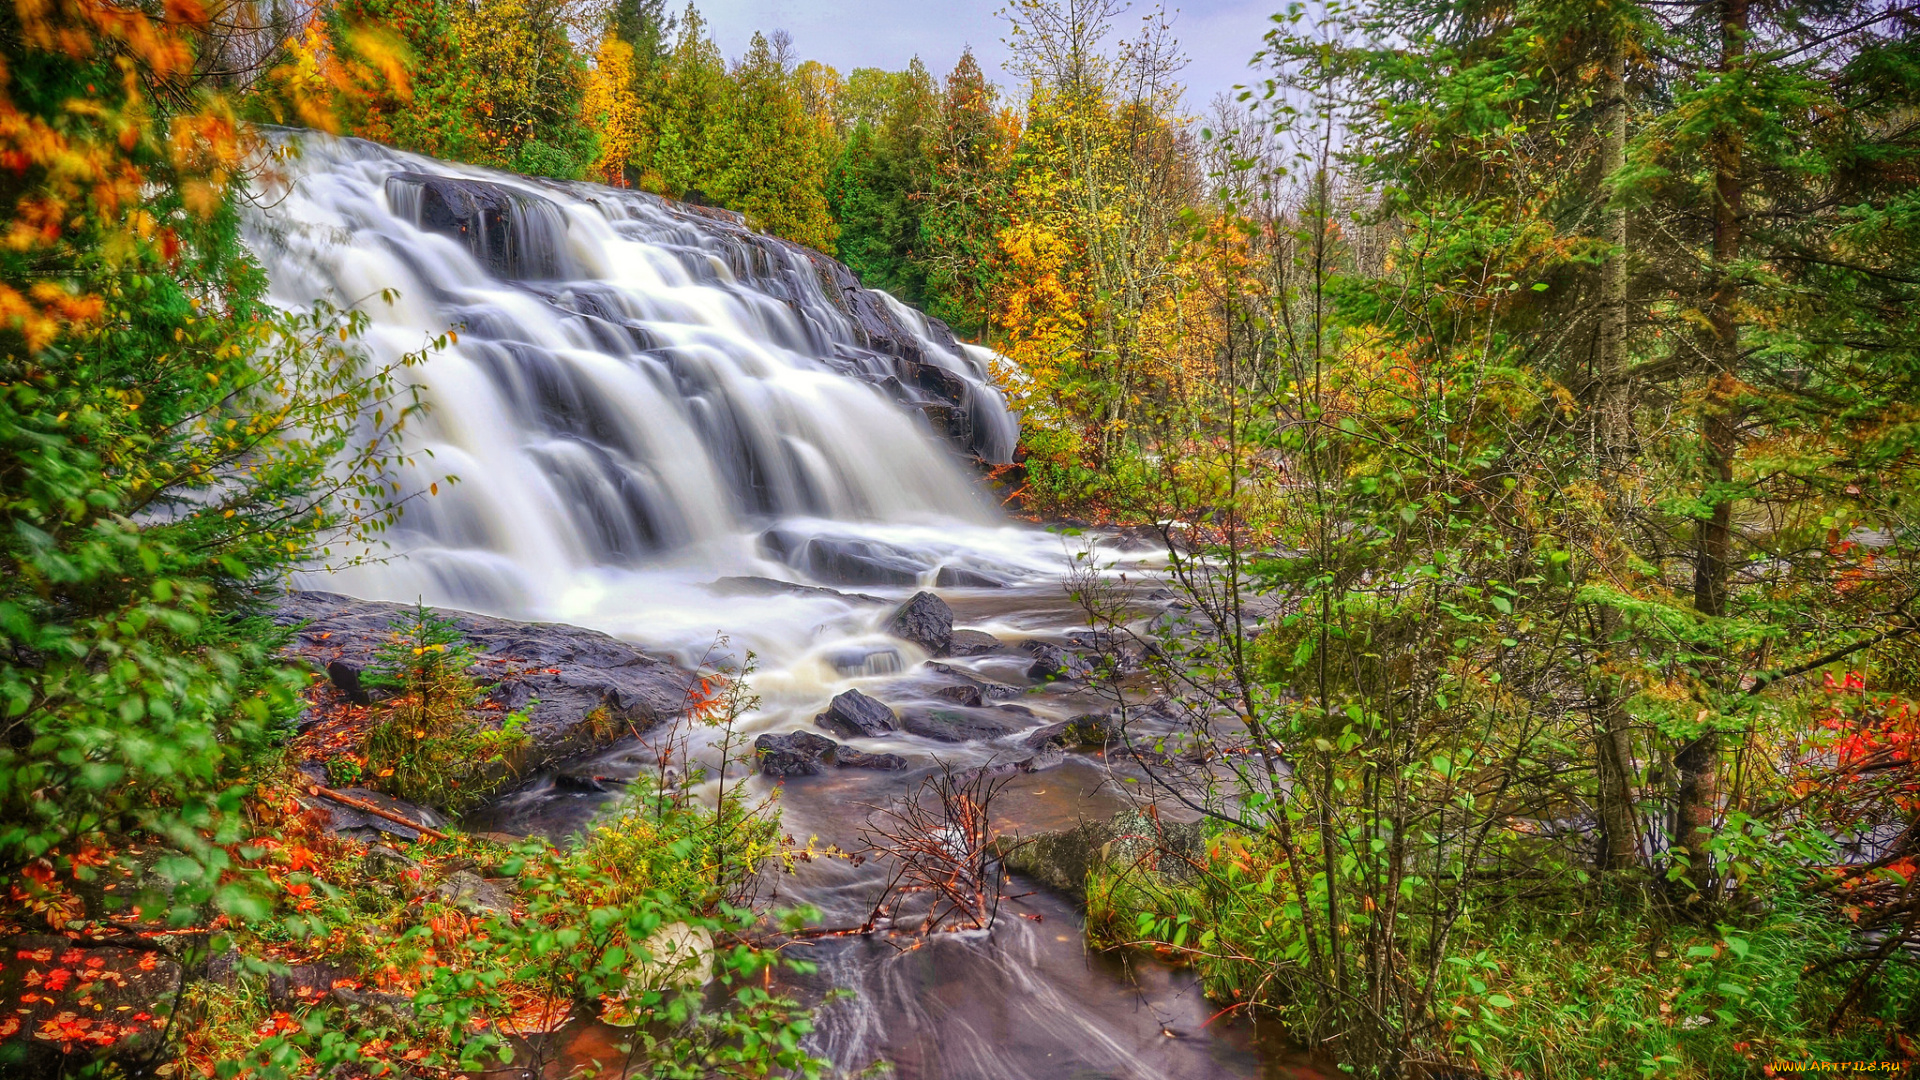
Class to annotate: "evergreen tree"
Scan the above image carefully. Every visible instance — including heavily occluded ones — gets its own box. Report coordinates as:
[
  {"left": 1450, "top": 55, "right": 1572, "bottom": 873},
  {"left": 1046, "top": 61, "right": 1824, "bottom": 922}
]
[
  {"left": 716, "top": 32, "right": 839, "bottom": 252},
  {"left": 828, "top": 61, "right": 938, "bottom": 302},
  {"left": 920, "top": 48, "right": 1013, "bottom": 337}
]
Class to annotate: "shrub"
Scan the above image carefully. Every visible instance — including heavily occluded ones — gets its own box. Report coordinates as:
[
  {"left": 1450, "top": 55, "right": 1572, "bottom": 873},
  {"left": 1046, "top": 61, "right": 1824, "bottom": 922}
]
[{"left": 359, "top": 604, "right": 529, "bottom": 812}]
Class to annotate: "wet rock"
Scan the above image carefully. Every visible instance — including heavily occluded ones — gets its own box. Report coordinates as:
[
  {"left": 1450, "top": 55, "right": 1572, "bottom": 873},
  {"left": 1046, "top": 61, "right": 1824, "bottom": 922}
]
[
  {"left": 932, "top": 683, "right": 984, "bottom": 707},
  {"left": 755, "top": 731, "right": 838, "bottom": 777},
  {"left": 927, "top": 662, "right": 1023, "bottom": 699},
  {"left": 833, "top": 747, "right": 911, "bottom": 770},
  {"left": 0, "top": 935, "right": 182, "bottom": 1069},
  {"left": 994, "top": 807, "right": 1203, "bottom": 897},
  {"left": 385, "top": 172, "right": 569, "bottom": 280},
  {"left": 899, "top": 705, "right": 1030, "bottom": 743},
  {"left": 760, "top": 529, "right": 928, "bottom": 586},
  {"left": 949, "top": 629, "right": 1007, "bottom": 656},
  {"left": 935, "top": 564, "right": 1009, "bottom": 588},
  {"left": 755, "top": 731, "right": 908, "bottom": 777},
  {"left": 327, "top": 658, "right": 373, "bottom": 704},
  {"left": 435, "top": 870, "right": 514, "bottom": 916},
  {"left": 968, "top": 744, "right": 1066, "bottom": 780},
  {"left": 273, "top": 591, "right": 699, "bottom": 774},
  {"left": 1021, "top": 640, "right": 1095, "bottom": 682},
  {"left": 1023, "top": 714, "right": 1113, "bottom": 752},
  {"left": 887, "top": 591, "right": 953, "bottom": 656},
  {"left": 815, "top": 688, "right": 898, "bottom": 738},
  {"left": 308, "top": 786, "right": 446, "bottom": 843}
]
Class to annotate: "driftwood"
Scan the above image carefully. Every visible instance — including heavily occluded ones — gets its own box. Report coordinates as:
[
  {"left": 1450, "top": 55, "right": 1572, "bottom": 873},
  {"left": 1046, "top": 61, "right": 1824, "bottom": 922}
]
[{"left": 306, "top": 784, "right": 449, "bottom": 842}]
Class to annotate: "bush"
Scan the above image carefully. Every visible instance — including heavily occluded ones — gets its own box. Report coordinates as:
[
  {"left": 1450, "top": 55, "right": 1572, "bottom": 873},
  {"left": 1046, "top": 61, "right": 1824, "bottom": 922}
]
[{"left": 359, "top": 604, "right": 529, "bottom": 812}]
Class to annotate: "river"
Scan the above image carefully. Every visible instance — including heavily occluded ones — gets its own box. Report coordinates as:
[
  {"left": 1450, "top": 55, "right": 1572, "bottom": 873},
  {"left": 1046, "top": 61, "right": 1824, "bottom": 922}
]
[{"left": 248, "top": 134, "right": 1328, "bottom": 1080}]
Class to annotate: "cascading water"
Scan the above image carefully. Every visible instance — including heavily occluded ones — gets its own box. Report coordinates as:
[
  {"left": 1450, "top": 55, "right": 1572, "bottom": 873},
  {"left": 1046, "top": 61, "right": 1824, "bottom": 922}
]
[
  {"left": 252, "top": 134, "right": 1036, "bottom": 659},
  {"left": 249, "top": 134, "right": 1303, "bottom": 1080}
]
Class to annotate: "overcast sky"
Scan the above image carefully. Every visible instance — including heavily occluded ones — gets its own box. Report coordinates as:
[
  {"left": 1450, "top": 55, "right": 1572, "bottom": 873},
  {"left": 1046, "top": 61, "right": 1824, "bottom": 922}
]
[{"left": 693, "top": 1, "right": 1280, "bottom": 117}]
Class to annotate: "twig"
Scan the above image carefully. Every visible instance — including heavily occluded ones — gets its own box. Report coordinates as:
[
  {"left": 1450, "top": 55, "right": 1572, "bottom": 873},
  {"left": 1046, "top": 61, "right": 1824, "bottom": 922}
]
[{"left": 306, "top": 784, "right": 449, "bottom": 842}]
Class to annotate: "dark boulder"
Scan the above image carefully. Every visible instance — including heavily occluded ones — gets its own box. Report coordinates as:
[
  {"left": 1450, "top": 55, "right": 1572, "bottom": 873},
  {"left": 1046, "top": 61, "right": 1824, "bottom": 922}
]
[
  {"left": 273, "top": 591, "right": 699, "bottom": 774},
  {"left": 949, "top": 629, "right": 1007, "bottom": 656},
  {"left": 384, "top": 172, "right": 570, "bottom": 280},
  {"left": 932, "top": 683, "right": 984, "bottom": 707},
  {"left": 755, "top": 731, "right": 908, "bottom": 777},
  {"left": 926, "top": 662, "right": 1022, "bottom": 699},
  {"left": 815, "top": 688, "right": 898, "bottom": 738},
  {"left": 994, "top": 807, "right": 1204, "bottom": 898},
  {"left": 1023, "top": 714, "right": 1113, "bottom": 752},
  {"left": 833, "top": 747, "right": 911, "bottom": 771},
  {"left": 327, "top": 658, "right": 373, "bottom": 704},
  {"left": 1022, "top": 640, "right": 1095, "bottom": 682},
  {"left": 755, "top": 731, "right": 838, "bottom": 777},
  {"left": 966, "top": 744, "right": 1067, "bottom": 780},
  {"left": 899, "top": 705, "right": 1030, "bottom": 743},
  {"left": 888, "top": 591, "right": 953, "bottom": 656}
]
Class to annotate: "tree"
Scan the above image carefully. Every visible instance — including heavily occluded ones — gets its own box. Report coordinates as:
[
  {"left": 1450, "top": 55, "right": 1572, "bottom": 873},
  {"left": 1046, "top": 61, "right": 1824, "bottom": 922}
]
[
  {"left": 0, "top": 0, "right": 423, "bottom": 879},
  {"left": 919, "top": 48, "right": 1015, "bottom": 337},
  {"left": 649, "top": 4, "right": 731, "bottom": 200},
  {"left": 715, "top": 31, "right": 838, "bottom": 251},
  {"left": 828, "top": 61, "right": 938, "bottom": 302}
]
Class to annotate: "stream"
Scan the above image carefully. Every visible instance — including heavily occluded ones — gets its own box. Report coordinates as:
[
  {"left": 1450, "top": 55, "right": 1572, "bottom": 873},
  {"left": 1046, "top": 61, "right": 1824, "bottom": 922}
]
[{"left": 249, "top": 135, "right": 1330, "bottom": 1079}]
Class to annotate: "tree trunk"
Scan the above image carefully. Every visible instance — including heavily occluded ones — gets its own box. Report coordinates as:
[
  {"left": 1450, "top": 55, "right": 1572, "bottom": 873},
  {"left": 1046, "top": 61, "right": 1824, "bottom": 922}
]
[
  {"left": 1593, "top": 38, "right": 1641, "bottom": 875},
  {"left": 1676, "top": 0, "right": 1748, "bottom": 904}
]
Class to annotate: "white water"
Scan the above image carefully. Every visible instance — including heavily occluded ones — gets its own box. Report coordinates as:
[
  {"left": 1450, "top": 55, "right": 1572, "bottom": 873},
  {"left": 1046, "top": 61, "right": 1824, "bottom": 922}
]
[
  {"left": 247, "top": 135, "right": 1296, "bottom": 1080},
  {"left": 249, "top": 135, "right": 1071, "bottom": 685}
]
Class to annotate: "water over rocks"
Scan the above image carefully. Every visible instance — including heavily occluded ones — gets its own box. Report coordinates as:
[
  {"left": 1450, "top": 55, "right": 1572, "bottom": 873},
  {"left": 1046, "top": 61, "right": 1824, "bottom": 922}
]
[
  {"left": 385, "top": 171, "right": 570, "bottom": 280},
  {"left": 761, "top": 528, "right": 928, "bottom": 587}
]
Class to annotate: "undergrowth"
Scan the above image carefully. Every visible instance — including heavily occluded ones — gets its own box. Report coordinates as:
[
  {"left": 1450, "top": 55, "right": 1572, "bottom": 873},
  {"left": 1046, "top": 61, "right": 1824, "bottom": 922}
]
[{"left": 1085, "top": 838, "right": 1920, "bottom": 1079}]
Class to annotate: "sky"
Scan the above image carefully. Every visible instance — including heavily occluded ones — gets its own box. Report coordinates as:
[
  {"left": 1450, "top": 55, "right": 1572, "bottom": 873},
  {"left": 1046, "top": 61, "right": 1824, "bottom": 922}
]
[{"left": 693, "top": 0, "right": 1281, "bottom": 117}]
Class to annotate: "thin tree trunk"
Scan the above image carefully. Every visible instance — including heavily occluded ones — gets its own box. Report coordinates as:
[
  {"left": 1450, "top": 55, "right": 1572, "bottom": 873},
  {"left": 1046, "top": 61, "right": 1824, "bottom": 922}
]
[
  {"left": 1593, "top": 38, "right": 1642, "bottom": 875},
  {"left": 1676, "top": 0, "right": 1748, "bottom": 904}
]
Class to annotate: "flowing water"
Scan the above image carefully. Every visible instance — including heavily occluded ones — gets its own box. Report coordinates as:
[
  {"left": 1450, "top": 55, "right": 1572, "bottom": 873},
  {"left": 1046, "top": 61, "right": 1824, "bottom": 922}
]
[{"left": 249, "top": 134, "right": 1326, "bottom": 1080}]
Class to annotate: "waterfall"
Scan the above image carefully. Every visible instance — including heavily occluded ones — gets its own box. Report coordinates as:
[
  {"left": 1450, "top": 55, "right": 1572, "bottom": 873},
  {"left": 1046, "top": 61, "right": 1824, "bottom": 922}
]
[{"left": 247, "top": 134, "right": 1057, "bottom": 666}]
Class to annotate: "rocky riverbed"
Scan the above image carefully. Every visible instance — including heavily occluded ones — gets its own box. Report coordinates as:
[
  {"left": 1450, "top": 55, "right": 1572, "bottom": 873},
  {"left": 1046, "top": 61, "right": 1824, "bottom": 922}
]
[{"left": 258, "top": 575, "right": 1329, "bottom": 1080}]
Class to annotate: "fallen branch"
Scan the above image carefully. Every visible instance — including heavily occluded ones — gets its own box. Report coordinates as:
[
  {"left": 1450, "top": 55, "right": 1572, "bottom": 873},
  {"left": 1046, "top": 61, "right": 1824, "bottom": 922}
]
[{"left": 306, "top": 784, "right": 448, "bottom": 842}]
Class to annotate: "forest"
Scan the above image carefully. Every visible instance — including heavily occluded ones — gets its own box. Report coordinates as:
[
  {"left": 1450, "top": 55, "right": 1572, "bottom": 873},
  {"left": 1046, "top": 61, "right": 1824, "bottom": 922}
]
[{"left": 1, "top": 0, "right": 1919, "bottom": 1077}]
